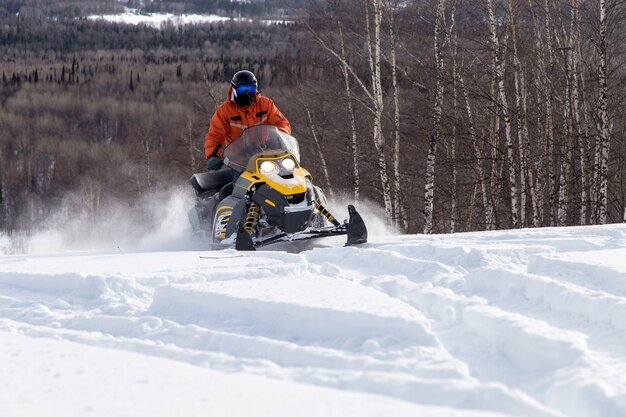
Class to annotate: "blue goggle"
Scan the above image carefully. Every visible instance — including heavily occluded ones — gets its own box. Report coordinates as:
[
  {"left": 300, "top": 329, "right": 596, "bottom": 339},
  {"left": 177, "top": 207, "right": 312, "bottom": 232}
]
[{"left": 235, "top": 84, "right": 257, "bottom": 96}]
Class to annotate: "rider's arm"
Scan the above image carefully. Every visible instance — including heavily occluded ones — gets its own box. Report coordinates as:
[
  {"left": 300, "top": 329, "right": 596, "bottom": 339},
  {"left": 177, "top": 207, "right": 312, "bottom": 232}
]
[
  {"left": 204, "top": 107, "right": 229, "bottom": 159},
  {"left": 266, "top": 99, "right": 291, "bottom": 134}
]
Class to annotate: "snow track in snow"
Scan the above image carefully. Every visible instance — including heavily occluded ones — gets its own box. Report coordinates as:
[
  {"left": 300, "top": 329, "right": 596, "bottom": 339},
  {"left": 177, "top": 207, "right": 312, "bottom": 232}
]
[{"left": 1, "top": 225, "right": 626, "bottom": 416}]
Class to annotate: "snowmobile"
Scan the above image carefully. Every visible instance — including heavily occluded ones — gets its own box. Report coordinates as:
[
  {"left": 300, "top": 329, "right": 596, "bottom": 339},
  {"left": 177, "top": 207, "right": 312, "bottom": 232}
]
[{"left": 188, "top": 125, "right": 368, "bottom": 251}]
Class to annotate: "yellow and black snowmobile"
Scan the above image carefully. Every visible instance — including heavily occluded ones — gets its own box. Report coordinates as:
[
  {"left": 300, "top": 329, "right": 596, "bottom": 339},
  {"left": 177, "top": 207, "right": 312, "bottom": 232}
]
[{"left": 188, "top": 125, "right": 367, "bottom": 251}]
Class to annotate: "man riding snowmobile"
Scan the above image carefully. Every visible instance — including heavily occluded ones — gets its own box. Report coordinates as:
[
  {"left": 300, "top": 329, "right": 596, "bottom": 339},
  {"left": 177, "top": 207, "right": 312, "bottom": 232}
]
[
  {"left": 188, "top": 71, "right": 368, "bottom": 250},
  {"left": 204, "top": 70, "right": 291, "bottom": 171}
]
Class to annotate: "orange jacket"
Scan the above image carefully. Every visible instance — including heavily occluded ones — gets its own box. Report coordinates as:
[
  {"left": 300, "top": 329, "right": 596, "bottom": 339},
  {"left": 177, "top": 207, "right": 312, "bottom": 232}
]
[{"left": 204, "top": 87, "right": 291, "bottom": 159}]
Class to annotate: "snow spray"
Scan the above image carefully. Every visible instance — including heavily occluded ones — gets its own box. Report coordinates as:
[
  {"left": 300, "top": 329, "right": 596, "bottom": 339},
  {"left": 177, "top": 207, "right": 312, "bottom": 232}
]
[
  {"left": 5, "top": 187, "right": 202, "bottom": 254},
  {"left": 325, "top": 192, "right": 401, "bottom": 238}
]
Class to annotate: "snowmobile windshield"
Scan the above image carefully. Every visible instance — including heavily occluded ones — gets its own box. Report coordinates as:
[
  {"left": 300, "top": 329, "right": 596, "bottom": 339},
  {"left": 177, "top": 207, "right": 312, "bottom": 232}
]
[{"left": 223, "top": 125, "right": 300, "bottom": 172}]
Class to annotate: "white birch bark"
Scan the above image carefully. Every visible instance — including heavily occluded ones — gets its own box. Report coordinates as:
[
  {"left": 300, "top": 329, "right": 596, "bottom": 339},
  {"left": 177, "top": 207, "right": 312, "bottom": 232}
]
[
  {"left": 521, "top": 71, "right": 540, "bottom": 227},
  {"left": 306, "top": 7, "right": 393, "bottom": 219},
  {"left": 570, "top": 0, "right": 587, "bottom": 225},
  {"left": 141, "top": 136, "right": 153, "bottom": 190},
  {"left": 388, "top": 9, "right": 407, "bottom": 230},
  {"left": 365, "top": 0, "right": 394, "bottom": 221},
  {"left": 337, "top": 23, "right": 360, "bottom": 203},
  {"left": 537, "top": 0, "right": 557, "bottom": 226},
  {"left": 445, "top": 4, "right": 493, "bottom": 230},
  {"left": 449, "top": 68, "right": 458, "bottom": 233},
  {"left": 449, "top": 0, "right": 458, "bottom": 232},
  {"left": 0, "top": 173, "right": 6, "bottom": 230},
  {"left": 510, "top": 1, "right": 527, "bottom": 227},
  {"left": 487, "top": 0, "right": 518, "bottom": 228},
  {"left": 460, "top": 74, "right": 492, "bottom": 229},
  {"left": 597, "top": 0, "right": 611, "bottom": 224},
  {"left": 302, "top": 98, "right": 333, "bottom": 197},
  {"left": 581, "top": 75, "right": 595, "bottom": 222},
  {"left": 558, "top": 45, "right": 572, "bottom": 226},
  {"left": 488, "top": 66, "right": 500, "bottom": 227},
  {"left": 423, "top": 0, "right": 445, "bottom": 234},
  {"left": 186, "top": 116, "right": 197, "bottom": 173}
]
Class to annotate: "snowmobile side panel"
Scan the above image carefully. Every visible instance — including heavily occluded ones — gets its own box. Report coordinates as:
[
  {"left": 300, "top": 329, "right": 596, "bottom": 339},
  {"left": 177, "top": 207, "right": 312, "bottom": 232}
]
[
  {"left": 252, "top": 184, "right": 313, "bottom": 234},
  {"left": 225, "top": 197, "right": 247, "bottom": 238},
  {"left": 212, "top": 196, "right": 241, "bottom": 241},
  {"left": 213, "top": 206, "right": 232, "bottom": 240},
  {"left": 233, "top": 174, "right": 255, "bottom": 197},
  {"left": 252, "top": 184, "right": 289, "bottom": 218}
]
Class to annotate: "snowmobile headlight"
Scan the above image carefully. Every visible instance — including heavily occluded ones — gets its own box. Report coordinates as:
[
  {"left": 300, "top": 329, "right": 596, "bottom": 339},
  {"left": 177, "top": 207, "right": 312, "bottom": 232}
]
[
  {"left": 281, "top": 157, "right": 296, "bottom": 172},
  {"left": 259, "top": 160, "right": 278, "bottom": 174}
]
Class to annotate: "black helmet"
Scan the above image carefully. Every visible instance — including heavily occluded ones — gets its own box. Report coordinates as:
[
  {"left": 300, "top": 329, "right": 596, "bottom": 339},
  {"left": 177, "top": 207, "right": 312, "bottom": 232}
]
[{"left": 231, "top": 70, "right": 258, "bottom": 107}]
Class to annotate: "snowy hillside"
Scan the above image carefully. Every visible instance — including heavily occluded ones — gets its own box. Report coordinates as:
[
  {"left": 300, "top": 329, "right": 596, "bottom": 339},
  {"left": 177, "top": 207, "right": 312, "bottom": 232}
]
[
  {"left": 87, "top": 8, "right": 292, "bottom": 27},
  {"left": 2, "top": 223, "right": 626, "bottom": 417}
]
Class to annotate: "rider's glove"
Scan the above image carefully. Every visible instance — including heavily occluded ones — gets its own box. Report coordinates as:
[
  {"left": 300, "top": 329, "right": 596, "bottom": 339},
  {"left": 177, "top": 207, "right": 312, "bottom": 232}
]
[{"left": 207, "top": 157, "right": 224, "bottom": 171}]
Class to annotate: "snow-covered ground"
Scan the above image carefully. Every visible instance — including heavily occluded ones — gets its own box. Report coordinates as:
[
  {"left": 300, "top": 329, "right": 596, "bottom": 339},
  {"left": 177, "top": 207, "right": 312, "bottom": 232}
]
[
  {"left": 2, "top": 220, "right": 626, "bottom": 416},
  {"left": 86, "top": 9, "right": 292, "bottom": 27}
]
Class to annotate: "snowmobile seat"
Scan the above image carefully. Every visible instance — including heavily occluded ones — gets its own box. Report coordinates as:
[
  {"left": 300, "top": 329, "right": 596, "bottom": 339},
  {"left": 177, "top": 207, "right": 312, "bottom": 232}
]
[{"left": 190, "top": 169, "right": 236, "bottom": 195}]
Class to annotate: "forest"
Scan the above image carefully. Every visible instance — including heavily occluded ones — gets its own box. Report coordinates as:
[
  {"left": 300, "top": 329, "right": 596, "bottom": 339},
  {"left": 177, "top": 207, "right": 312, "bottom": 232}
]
[{"left": 0, "top": 0, "right": 625, "bottom": 238}]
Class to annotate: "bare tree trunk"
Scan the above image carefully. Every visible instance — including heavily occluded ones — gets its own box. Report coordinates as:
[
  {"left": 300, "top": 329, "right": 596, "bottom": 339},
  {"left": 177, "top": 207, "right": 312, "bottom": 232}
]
[
  {"left": 365, "top": 0, "right": 394, "bottom": 221},
  {"left": 302, "top": 96, "right": 333, "bottom": 197},
  {"left": 338, "top": 23, "right": 360, "bottom": 203},
  {"left": 550, "top": 4, "right": 573, "bottom": 227},
  {"left": 0, "top": 173, "right": 7, "bottom": 231},
  {"left": 186, "top": 116, "right": 197, "bottom": 173},
  {"left": 424, "top": 0, "right": 446, "bottom": 234},
  {"left": 449, "top": 74, "right": 458, "bottom": 233},
  {"left": 487, "top": 0, "right": 518, "bottom": 228},
  {"left": 445, "top": 0, "right": 494, "bottom": 230},
  {"left": 459, "top": 75, "right": 492, "bottom": 229},
  {"left": 597, "top": 0, "right": 611, "bottom": 224},
  {"left": 466, "top": 182, "right": 477, "bottom": 231},
  {"left": 521, "top": 71, "right": 540, "bottom": 227},
  {"left": 307, "top": 5, "right": 393, "bottom": 219},
  {"left": 510, "top": 1, "right": 528, "bottom": 227},
  {"left": 558, "top": 45, "right": 572, "bottom": 226},
  {"left": 449, "top": 0, "right": 458, "bottom": 232},
  {"left": 582, "top": 76, "right": 595, "bottom": 222},
  {"left": 488, "top": 75, "right": 501, "bottom": 228},
  {"left": 570, "top": 0, "right": 588, "bottom": 225},
  {"left": 142, "top": 136, "right": 153, "bottom": 190},
  {"left": 388, "top": 9, "right": 407, "bottom": 230},
  {"left": 534, "top": 0, "right": 557, "bottom": 226},
  {"left": 528, "top": 9, "right": 546, "bottom": 225}
]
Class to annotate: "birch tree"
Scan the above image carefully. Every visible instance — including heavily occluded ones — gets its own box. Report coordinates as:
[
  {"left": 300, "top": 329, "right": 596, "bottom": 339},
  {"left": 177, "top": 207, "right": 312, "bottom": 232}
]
[
  {"left": 531, "top": 0, "right": 558, "bottom": 225},
  {"left": 557, "top": 43, "right": 572, "bottom": 226},
  {"left": 487, "top": 0, "right": 518, "bottom": 228},
  {"left": 337, "top": 22, "right": 360, "bottom": 202},
  {"left": 596, "top": 0, "right": 611, "bottom": 224},
  {"left": 387, "top": 3, "right": 407, "bottom": 229},
  {"left": 510, "top": 1, "right": 529, "bottom": 227},
  {"left": 301, "top": 95, "right": 333, "bottom": 198},
  {"left": 449, "top": 4, "right": 458, "bottom": 233},
  {"left": 308, "top": 0, "right": 394, "bottom": 220},
  {"left": 445, "top": 8, "right": 494, "bottom": 229},
  {"left": 570, "top": 0, "right": 588, "bottom": 225},
  {"left": 365, "top": 0, "right": 394, "bottom": 221},
  {"left": 423, "top": 0, "right": 445, "bottom": 234}
]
